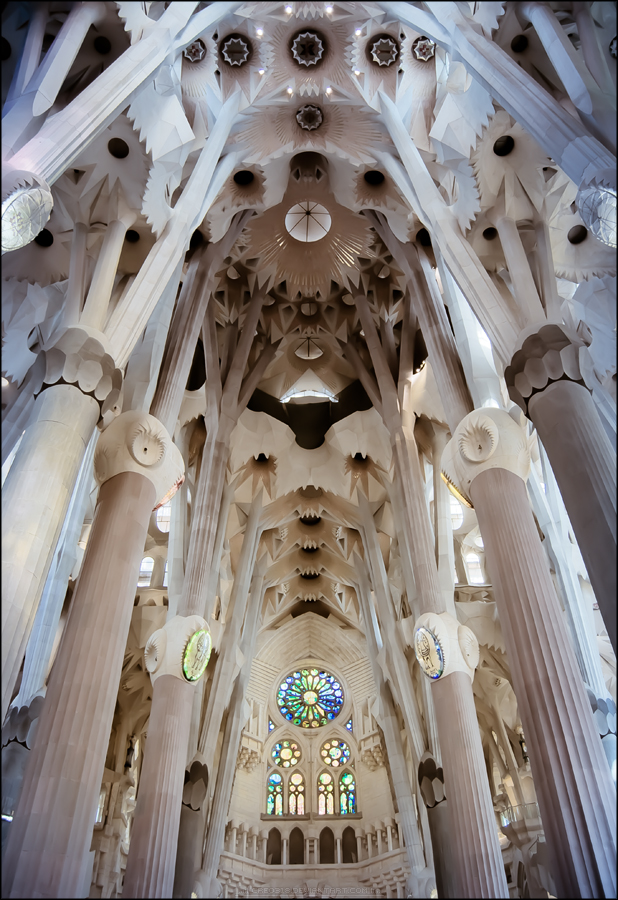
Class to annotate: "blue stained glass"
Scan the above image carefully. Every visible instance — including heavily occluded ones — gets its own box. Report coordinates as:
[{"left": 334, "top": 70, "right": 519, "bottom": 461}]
[
  {"left": 345, "top": 718, "right": 353, "bottom": 732},
  {"left": 268, "top": 719, "right": 275, "bottom": 732},
  {"left": 276, "top": 668, "right": 344, "bottom": 729}
]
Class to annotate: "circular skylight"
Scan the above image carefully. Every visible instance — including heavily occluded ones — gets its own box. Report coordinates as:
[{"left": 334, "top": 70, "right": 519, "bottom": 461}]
[{"left": 285, "top": 201, "right": 331, "bottom": 243}]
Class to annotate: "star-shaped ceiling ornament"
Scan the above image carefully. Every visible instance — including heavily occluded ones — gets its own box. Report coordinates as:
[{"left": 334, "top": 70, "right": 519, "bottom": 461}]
[
  {"left": 412, "top": 36, "right": 436, "bottom": 62},
  {"left": 344, "top": 453, "right": 386, "bottom": 498},
  {"left": 296, "top": 104, "right": 324, "bottom": 132},
  {"left": 221, "top": 36, "right": 250, "bottom": 66},
  {"left": 370, "top": 37, "right": 398, "bottom": 67},
  {"left": 291, "top": 31, "right": 325, "bottom": 67},
  {"left": 183, "top": 39, "right": 206, "bottom": 63}
]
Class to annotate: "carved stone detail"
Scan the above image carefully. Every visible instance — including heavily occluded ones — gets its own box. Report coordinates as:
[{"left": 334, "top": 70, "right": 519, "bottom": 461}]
[
  {"left": 93, "top": 410, "right": 184, "bottom": 505},
  {"left": 418, "top": 753, "right": 446, "bottom": 808},
  {"left": 441, "top": 408, "right": 530, "bottom": 504},
  {"left": 359, "top": 731, "right": 385, "bottom": 770},
  {"left": 36, "top": 326, "right": 123, "bottom": 426},
  {"left": 144, "top": 614, "right": 208, "bottom": 685},
  {"left": 1, "top": 170, "right": 53, "bottom": 253},
  {"left": 236, "top": 733, "right": 262, "bottom": 772},
  {"left": 505, "top": 323, "right": 598, "bottom": 416},
  {"left": 414, "top": 612, "right": 480, "bottom": 681}
]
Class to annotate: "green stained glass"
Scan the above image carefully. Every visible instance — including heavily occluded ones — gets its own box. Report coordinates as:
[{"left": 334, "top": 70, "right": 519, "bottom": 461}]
[
  {"left": 320, "top": 738, "right": 351, "bottom": 767},
  {"left": 267, "top": 772, "right": 283, "bottom": 815},
  {"left": 339, "top": 771, "right": 356, "bottom": 814},
  {"left": 277, "top": 668, "right": 344, "bottom": 728},
  {"left": 272, "top": 740, "right": 301, "bottom": 767}
]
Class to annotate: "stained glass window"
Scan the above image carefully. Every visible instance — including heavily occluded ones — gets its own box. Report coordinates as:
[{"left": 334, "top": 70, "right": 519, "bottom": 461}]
[
  {"left": 267, "top": 772, "right": 283, "bottom": 815},
  {"left": 289, "top": 772, "right": 305, "bottom": 815},
  {"left": 320, "top": 738, "right": 350, "bottom": 768},
  {"left": 138, "top": 556, "right": 154, "bottom": 587},
  {"left": 345, "top": 718, "right": 353, "bottom": 732},
  {"left": 268, "top": 719, "right": 275, "bottom": 733},
  {"left": 318, "top": 772, "right": 335, "bottom": 815},
  {"left": 272, "top": 740, "right": 301, "bottom": 768},
  {"left": 277, "top": 668, "right": 344, "bottom": 728},
  {"left": 339, "top": 771, "right": 356, "bottom": 814}
]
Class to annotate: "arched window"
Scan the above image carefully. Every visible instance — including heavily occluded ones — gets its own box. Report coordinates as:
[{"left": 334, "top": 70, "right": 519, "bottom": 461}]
[
  {"left": 450, "top": 494, "right": 464, "bottom": 529},
  {"left": 319, "top": 826, "right": 335, "bottom": 864},
  {"left": 339, "top": 771, "right": 356, "bottom": 814},
  {"left": 156, "top": 502, "right": 171, "bottom": 533},
  {"left": 163, "top": 561, "right": 168, "bottom": 587},
  {"left": 318, "top": 771, "right": 335, "bottom": 815},
  {"left": 289, "top": 826, "right": 305, "bottom": 865},
  {"left": 138, "top": 557, "right": 154, "bottom": 587},
  {"left": 266, "top": 827, "right": 281, "bottom": 865},
  {"left": 289, "top": 772, "right": 305, "bottom": 814},
  {"left": 464, "top": 551, "right": 485, "bottom": 584},
  {"left": 342, "top": 826, "right": 356, "bottom": 863},
  {"left": 320, "top": 737, "right": 350, "bottom": 768},
  {"left": 267, "top": 772, "right": 283, "bottom": 815}
]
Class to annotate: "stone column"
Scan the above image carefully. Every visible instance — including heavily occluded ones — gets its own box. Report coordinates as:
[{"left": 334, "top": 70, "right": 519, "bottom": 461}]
[
  {"left": 1, "top": 326, "right": 122, "bottom": 720},
  {"left": 2, "top": 411, "right": 183, "bottom": 898},
  {"left": 505, "top": 323, "right": 617, "bottom": 651},
  {"left": 122, "top": 612, "right": 210, "bottom": 898},
  {"left": 490, "top": 214, "right": 545, "bottom": 324},
  {"left": 356, "top": 833, "right": 363, "bottom": 862},
  {"left": 335, "top": 836, "right": 342, "bottom": 863},
  {"left": 282, "top": 837, "right": 288, "bottom": 866},
  {"left": 443, "top": 406, "right": 617, "bottom": 898}
]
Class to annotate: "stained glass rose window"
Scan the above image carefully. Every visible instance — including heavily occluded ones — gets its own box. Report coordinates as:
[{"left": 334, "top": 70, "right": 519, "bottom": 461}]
[
  {"left": 277, "top": 669, "right": 344, "bottom": 728},
  {"left": 320, "top": 738, "right": 350, "bottom": 767},
  {"left": 272, "top": 740, "right": 301, "bottom": 767}
]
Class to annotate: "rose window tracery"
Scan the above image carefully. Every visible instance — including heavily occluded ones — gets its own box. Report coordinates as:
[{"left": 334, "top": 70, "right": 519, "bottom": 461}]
[
  {"left": 277, "top": 668, "right": 344, "bottom": 728},
  {"left": 296, "top": 105, "right": 324, "bottom": 131},
  {"left": 272, "top": 740, "right": 302, "bottom": 767},
  {"left": 291, "top": 31, "right": 325, "bottom": 66},
  {"left": 221, "top": 36, "right": 250, "bottom": 66},
  {"left": 370, "top": 36, "right": 398, "bottom": 67},
  {"left": 320, "top": 738, "right": 351, "bottom": 767}
]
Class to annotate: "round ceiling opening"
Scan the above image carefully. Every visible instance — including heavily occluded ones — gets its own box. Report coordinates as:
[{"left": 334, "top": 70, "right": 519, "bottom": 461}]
[{"left": 285, "top": 201, "right": 332, "bottom": 243}]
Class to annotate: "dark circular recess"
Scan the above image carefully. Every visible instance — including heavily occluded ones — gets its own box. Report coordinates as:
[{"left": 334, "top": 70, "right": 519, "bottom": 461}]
[
  {"left": 353, "top": 452, "right": 366, "bottom": 461},
  {"left": 94, "top": 35, "right": 112, "bottom": 55},
  {"left": 567, "top": 225, "right": 588, "bottom": 245},
  {"left": 366, "top": 33, "right": 399, "bottom": 67},
  {"left": 364, "top": 170, "right": 385, "bottom": 186},
  {"left": 493, "top": 135, "right": 515, "bottom": 156},
  {"left": 610, "top": 36, "right": 617, "bottom": 59},
  {"left": 256, "top": 452, "right": 269, "bottom": 462},
  {"left": 125, "top": 229, "right": 140, "bottom": 243},
  {"left": 190, "top": 229, "right": 205, "bottom": 250},
  {"left": 300, "top": 515, "right": 321, "bottom": 526},
  {"left": 510, "top": 34, "right": 528, "bottom": 53},
  {"left": 233, "top": 170, "right": 255, "bottom": 186},
  {"left": 290, "top": 29, "right": 327, "bottom": 67},
  {"left": 218, "top": 33, "right": 252, "bottom": 66},
  {"left": 301, "top": 545, "right": 319, "bottom": 553},
  {"left": 300, "top": 571, "right": 320, "bottom": 579},
  {"left": 1, "top": 37, "right": 11, "bottom": 61},
  {"left": 108, "top": 138, "right": 129, "bottom": 159},
  {"left": 482, "top": 227, "right": 498, "bottom": 241},
  {"left": 34, "top": 229, "right": 54, "bottom": 247},
  {"left": 416, "top": 228, "right": 432, "bottom": 247}
]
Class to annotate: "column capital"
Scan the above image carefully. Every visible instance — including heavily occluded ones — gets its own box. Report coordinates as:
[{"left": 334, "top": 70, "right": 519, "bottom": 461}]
[
  {"left": 93, "top": 410, "right": 184, "bottom": 504},
  {"left": 35, "top": 325, "right": 123, "bottom": 427},
  {"left": 413, "top": 611, "right": 479, "bottom": 682},
  {"left": 441, "top": 407, "right": 530, "bottom": 504},
  {"left": 1, "top": 169, "right": 53, "bottom": 253},
  {"left": 144, "top": 614, "right": 211, "bottom": 685},
  {"left": 505, "top": 321, "right": 598, "bottom": 416}
]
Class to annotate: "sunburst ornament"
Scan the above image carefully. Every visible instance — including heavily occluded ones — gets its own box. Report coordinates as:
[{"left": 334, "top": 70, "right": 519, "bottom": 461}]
[
  {"left": 296, "top": 104, "right": 323, "bottom": 131},
  {"left": 221, "top": 36, "right": 250, "bottom": 66},
  {"left": 183, "top": 39, "right": 206, "bottom": 63},
  {"left": 412, "top": 36, "right": 436, "bottom": 61},
  {"left": 291, "top": 31, "right": 325, "bottom": 67},
  {"left": 370, "top": 36, "right": 398, "bottom": 67},
  {"left": 285, "top": 201, "right": 332, "bottom": 242}
]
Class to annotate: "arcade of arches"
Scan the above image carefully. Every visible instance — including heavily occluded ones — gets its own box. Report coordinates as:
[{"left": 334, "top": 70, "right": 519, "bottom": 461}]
[{"left": 1, "top": 1, "right": 616, "bottom": 899}]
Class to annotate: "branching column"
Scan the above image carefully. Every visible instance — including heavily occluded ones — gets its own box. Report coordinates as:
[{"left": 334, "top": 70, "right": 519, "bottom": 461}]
[
  {"left": 1, "top": 326, "right": 122, "bottom": 721},
  {"left": 443, "top": 407, "right": 617, "bottom": 898},
  {"left": 2, "top": 412, "right": 183, "bottom": 898},
  {"left": 505, "top": 323, "right": 617, "bottom": 652},
  {"left": 354, "top": 293, "right": 508, "bottom": 898}
]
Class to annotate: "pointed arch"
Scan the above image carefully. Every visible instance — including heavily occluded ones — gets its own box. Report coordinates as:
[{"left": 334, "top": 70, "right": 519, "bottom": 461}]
[
  {"left": 288, "top": 770, "right": 305, "bottom": 814},
  {"left": 339, "top": 769, "right": 356, "bottom": 814},
  {"left": 342, "top": 825, "right": 356, "bottom": 863},
  {"left": 289, "top": 826, "right": 305, "bottom": 864},
  {"left": 319, "top": 826, "right": 335, "bottom": 864},
  {"left": 317, "top": 769, "right": 335, "bottom": 815},
  {"left": 266, "top": 772, "right": 283, "bottom": 816},
  {"left": 266, "top": 827, "right": 281, "bottom": 865}
]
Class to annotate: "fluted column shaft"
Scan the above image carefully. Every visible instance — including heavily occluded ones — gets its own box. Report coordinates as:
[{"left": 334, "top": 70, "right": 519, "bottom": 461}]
[
  {"left": 472, "top": 467, "right": 616, "bottom": 898},
  {"left": 1, "top": 384, "right": 99, "bottom": 720},
  {"left": 122, "top": 675, "right": 196, "bottom": 898},
  {"left": 425, "top": 802, "right": 457, "bottom": 898},
  {"left": 529, "top": 381, "right": 616, "bottom": 651},
  {"left": 2, "top": 472, "right": 156, "bottom": 898},
  {"left": 432, "top": 672, "right": 508, "bottom": 897}
]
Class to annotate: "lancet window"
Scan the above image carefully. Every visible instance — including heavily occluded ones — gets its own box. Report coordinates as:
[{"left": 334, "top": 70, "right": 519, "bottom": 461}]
[
  {"left": 288, "top": 772, "right": 305, "bottom": 814},
  {"left": 267, "top": 772, "right": 283, "bottom": 815}
]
